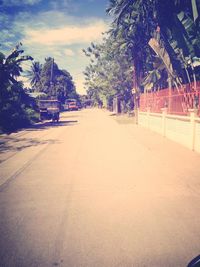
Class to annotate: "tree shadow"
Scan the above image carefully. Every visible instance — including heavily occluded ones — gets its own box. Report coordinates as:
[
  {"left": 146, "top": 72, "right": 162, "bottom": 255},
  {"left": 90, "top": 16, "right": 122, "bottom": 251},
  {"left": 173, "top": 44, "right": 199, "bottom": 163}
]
[
  {"left": 0, "top": 119, "right": 78, "bottom": 156},
  {"left": 0, "top": 136, "right": 60, "bottom": 155},
  {"left": 28, "top": 120, "right": 78, "bottom": 131}
]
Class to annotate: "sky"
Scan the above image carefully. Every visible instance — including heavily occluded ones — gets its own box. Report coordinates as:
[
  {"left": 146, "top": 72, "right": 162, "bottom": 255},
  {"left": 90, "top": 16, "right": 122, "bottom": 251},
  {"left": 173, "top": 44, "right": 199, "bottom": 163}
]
[{"left": 0, "top": 0, "right": 110, "bottom": 94}]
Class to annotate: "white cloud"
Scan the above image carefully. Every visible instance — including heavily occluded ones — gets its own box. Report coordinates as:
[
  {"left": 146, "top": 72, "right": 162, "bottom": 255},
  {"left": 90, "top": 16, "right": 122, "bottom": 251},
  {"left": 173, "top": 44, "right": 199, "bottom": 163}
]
[
  {"left": 7, "top": 11, "right": 108, "bottom": 95},
  {"left": 18, "top": 75, "right": 30, "bottom": 88},
  {"left": 52, "top": 50, "right": 63, "bottom": 57},
  {"left": 64, "top": 48, "right": 75, "bottom": 56},
  {"left": 23, "top": 20, "right": 107, "bottom": 46},
  {"left": 77, "top": 48, "right": 86, "bottom": 57},
  {"left": 2, "top": 0, "right": 41, "bottom": 6},
  {"left": 49, "top": 0, "right": 71, "bottom": 10}
]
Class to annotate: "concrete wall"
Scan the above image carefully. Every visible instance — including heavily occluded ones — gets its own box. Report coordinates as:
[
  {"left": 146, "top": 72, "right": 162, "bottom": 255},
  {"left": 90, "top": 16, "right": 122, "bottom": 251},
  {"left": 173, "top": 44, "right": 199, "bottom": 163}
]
[
  {"left": 194, "top": 121, "right": 200, "bottom": 153},
  {"left": 149, "top": 114, "right": 162, "bottom": 134},
  {"left": 138, "top": 109, "right": 200, "bottom": 153}
]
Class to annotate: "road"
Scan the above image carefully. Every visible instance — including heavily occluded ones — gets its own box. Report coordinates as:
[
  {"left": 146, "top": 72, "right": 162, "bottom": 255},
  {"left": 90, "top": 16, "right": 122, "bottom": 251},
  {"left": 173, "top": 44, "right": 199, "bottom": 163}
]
[{"left": 0, "top": 109, "right": 200, "bottom": 267}]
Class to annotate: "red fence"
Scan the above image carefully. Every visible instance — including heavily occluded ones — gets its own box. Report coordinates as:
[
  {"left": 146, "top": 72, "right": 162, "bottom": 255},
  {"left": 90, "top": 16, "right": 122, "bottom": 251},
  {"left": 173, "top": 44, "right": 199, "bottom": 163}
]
[{"left": 139, "top": 82, "right": 200, "bottom": 116}]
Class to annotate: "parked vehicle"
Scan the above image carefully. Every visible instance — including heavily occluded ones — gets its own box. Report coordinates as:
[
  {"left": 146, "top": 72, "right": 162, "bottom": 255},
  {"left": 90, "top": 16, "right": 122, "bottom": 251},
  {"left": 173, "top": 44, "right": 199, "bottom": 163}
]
[
  {"left": 39, "top": 100, "right": 60, "bottom": 122},
  {"left": 64, "top": 99, "right": 78, "bottom": 111}
]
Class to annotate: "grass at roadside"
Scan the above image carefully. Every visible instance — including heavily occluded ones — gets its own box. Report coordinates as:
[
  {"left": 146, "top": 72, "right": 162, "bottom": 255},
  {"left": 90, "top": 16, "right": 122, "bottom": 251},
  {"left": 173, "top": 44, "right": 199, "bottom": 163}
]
[{"left": 110, "top": 113, "right": 136, "bottom": 124}]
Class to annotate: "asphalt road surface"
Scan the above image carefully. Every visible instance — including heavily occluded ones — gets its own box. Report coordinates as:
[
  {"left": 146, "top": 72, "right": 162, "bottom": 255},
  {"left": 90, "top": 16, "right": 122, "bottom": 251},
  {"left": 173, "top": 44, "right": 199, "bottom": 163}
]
[{"left": 0, "top": 109, "right": 200, "bottom": 267}]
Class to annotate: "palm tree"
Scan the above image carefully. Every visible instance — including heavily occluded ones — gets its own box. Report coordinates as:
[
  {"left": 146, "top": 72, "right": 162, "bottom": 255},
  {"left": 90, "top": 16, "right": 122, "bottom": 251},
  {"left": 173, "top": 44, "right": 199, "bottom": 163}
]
[
  {"left": 107, "top": 0, "right": 156, "bottom": 92},
  {"left": 107, "top": 0, "right": 200, "bottom": 90},
  {"left": 0, "top": 43, "right": 33, "bottom": 86},
  {"left": 26, "top": 61, "right": 42, "bottom": 90}
]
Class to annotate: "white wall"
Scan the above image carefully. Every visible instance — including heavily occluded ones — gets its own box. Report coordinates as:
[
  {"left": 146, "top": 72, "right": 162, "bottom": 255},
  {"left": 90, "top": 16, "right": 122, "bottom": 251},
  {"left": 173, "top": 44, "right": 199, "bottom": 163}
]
[
  {"left": 194, "top": 121, "right": 200, "bottom": 153},
  {"left": 165, "top": 117, "right": 191, "bottom": 149},
  {"left": 138, "top": 110, "right": 200, "bottom": 153},
  {"left": 149, "top": 114, "right": 162, "bottom": 134}
]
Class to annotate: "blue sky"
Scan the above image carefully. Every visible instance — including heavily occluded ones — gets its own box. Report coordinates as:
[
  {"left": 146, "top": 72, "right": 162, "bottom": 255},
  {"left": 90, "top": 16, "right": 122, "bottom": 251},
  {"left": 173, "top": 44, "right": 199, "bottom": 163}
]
[{"left": 0, "top": 0, "right": 110, "bottom": 94}]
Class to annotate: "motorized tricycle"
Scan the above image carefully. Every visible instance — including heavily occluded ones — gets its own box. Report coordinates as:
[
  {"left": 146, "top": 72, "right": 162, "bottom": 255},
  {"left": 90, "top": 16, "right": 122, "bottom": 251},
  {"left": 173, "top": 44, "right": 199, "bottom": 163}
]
[{"left": 39, "top": 99, "right": 60, "bottom": 122}]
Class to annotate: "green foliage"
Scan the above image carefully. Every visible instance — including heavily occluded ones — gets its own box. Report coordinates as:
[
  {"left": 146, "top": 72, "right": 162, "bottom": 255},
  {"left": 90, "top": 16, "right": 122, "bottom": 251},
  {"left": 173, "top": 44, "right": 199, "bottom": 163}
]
[
  {"left": 0, "top": 82, "right": 39, "bottom": 132},
  {"left": 26, "top": 61, "right": 42, "bottom": 88},
  {"left": 29, "top": 57, "right": 78, "bottom": 104},
  {"left": 24, "top": 107, "right": 40, "bottom": 123},
  {"left": 83, "top": 1, "right": 200, "bottom": 110},
  {"left": 107, "top": 0, "right": 200, "bottom": 89},
  {"left": 0, "top": 44, "right": 39, "bottom": 133},
  {"left": 83, "top": 35, "right": 134, "bottom": 109}
]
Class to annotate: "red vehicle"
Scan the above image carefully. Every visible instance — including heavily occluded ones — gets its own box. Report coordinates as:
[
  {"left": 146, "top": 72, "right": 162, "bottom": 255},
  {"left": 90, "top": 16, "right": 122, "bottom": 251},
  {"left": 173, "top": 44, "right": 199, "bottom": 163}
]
[{"left": 64, "top": 99, "right": 78, "bottom": 111}]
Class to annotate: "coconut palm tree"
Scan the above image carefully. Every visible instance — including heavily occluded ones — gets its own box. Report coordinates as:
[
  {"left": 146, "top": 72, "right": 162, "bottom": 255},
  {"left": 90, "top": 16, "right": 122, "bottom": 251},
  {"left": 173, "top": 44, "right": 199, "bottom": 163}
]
[
  {"left": 0, "top": 43, "right": 33, "bottom": 86},
  {"left": 107, "top": 0, "right": 200, "bottom": 90},
  {"left": 107, "top": 0, "right": 156, "bottom": 91},
  {"left": 26, "top": 61, "right": 42, "bottom": 90}
]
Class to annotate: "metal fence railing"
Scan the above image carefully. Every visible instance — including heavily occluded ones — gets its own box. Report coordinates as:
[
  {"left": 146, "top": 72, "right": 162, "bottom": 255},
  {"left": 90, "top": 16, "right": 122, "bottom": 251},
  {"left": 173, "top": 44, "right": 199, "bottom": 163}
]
[{"left": 139, "top": 82, "right": 200, "bottom": 116}]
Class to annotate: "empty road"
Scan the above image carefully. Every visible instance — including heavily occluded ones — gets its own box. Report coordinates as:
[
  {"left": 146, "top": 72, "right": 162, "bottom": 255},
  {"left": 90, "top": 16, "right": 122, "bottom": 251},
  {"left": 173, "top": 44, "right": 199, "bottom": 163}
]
[{"left": 0, "top": 109, "right": 200, "bottom": 267}]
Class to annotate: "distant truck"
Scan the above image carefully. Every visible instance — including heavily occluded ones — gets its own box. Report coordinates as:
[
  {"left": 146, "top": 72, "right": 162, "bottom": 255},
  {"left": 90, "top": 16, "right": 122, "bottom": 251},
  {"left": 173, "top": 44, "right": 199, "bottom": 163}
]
[
  {"left": 64, "top": 99, "right": 78, "bottom": 111},
  {"left": 39, "top": 99, "right": 60, "bottom": 122}
]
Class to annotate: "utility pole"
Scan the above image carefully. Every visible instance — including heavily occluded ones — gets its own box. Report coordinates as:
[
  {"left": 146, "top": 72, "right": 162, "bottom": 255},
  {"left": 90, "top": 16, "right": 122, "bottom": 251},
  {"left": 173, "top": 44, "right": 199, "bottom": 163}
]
[
  {"left": 132, "top": 88, "right": 139, "bottom": 124},
  {"left": 50, "top": 58, "right": 54, "bottom": 98}
]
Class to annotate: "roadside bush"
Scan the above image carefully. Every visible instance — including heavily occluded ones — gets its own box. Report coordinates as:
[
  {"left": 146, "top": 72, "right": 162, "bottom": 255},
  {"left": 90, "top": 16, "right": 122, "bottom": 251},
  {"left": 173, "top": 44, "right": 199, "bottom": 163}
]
[
  {"left": 0, "top": 105, "right": 29, "bottom": 133},
  {"left": 0, "top": 44, "right": 38, "bottom": 133},
  {"left": 25, "top": 107, "right": 40, "bottom": 123},
  {"left": 0, "top": 83, "right": 39, "bottom": 133}
]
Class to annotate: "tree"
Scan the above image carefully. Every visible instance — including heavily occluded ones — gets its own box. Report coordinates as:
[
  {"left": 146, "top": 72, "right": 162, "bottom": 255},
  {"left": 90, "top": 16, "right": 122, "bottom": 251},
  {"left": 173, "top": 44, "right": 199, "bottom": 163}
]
[
  {"left": 0, "top": 43, "right": 38, "bottom": 132},
  {"left": 107, "top": 0, "right": 157, "bottom": 91},
  {"left": 0, "top": 43, "right": 33, "bottom": 86},
  {"left": 107, "top": 0, "right": 200, "bottom": 90},
  {"left": 31, "top": 57, "right": 78, "bottom": 104},
  {"left": 83, "top": 32, "right": 134, "bottom": 111},
  {"left": 83, "top": 1, "right": 200, "bottom": 113},
  {"left": 26, "top": 61, "right": 42, "bottom": 89}
]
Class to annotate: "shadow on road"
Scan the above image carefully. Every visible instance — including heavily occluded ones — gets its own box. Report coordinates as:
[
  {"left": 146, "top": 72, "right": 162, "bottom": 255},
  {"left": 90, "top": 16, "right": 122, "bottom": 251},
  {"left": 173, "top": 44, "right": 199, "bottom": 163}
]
[
  {"left": 28, "top": 120, "right": 78, "bottom": 131},
  {"left": 0, "top": 120, "right": 78, "bottom": 156},
  {"left": 0, "top": 137, "right": 60, "bottom": 155}
]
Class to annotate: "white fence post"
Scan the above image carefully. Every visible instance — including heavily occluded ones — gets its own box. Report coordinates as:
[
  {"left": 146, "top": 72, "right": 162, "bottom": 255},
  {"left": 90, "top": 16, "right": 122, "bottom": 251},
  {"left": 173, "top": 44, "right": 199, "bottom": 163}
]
[
  {"left": 189, "top": 109, "right": 196, "bottom": 150},
  {"left": 161, "top": 108, "right": 167, "bottom": 137},
  {"left": 147, "top": 107, "right": 150, "bottom": 129}
]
